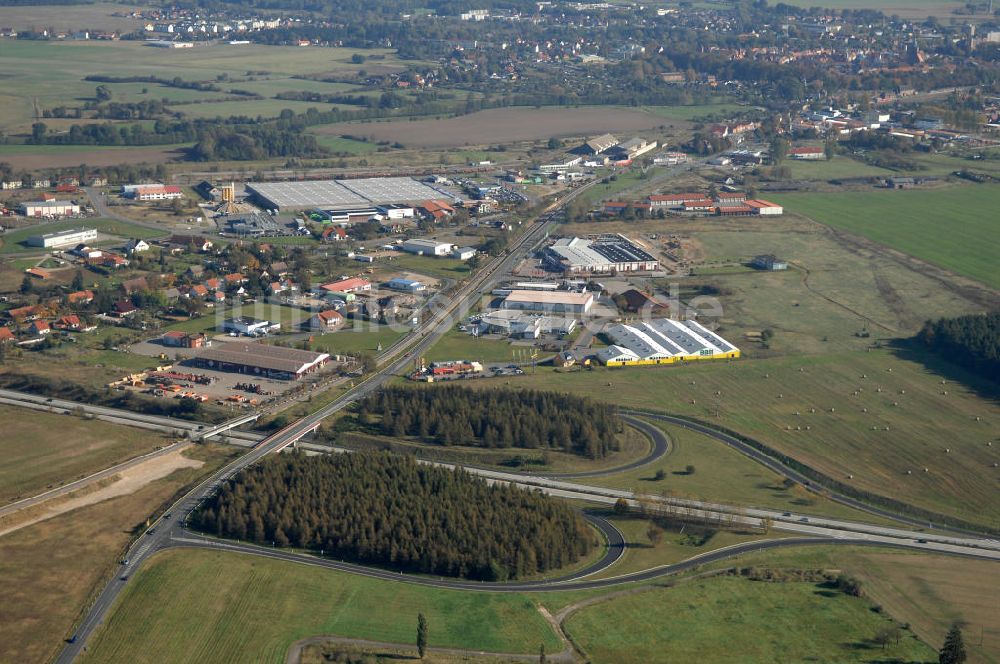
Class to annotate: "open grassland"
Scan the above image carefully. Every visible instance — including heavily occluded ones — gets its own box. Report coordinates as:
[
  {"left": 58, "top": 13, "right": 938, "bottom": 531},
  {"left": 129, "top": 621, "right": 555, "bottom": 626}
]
[
  {"left": 0, "top": 405, "right": 170, "bottom": 504},
  {"left": 772, "top": 0, "right": 968, "bottom": 17},
  {"left": 381, "top": 253, "right": 470, "bottom": 280},
  {"left": 641, "top": 102, "right": 745, "bottom": 121},
  {"left": 0, "top": 3, "right": 149, "bottom": 32},
  {"left": 565, "top": 575, "right": 934, "bottom": 664},
  {"left": 423, "top": 329, "right": 522, "bottom": 363},
  {"left": 711, "top": 546, "right": 1000, "bottom": 664},
  {"left": 0, "top": 445, "right": 236, "bottom": 664},
  {"left": 588, "top": 422, "right": 897, "bottom": 523},
  {"left": 307, "top": 324, "right": 409, "bottom": 356},
  {"left": 311, "top": 106, "right": 674, "bottom": 149},
  {"left": 770, "top": 185, "right": 1000, "bottom": 289},
  {"left": 786, "top": 156, "right": 895, "bottom": 180},
  {"left": 80, "top": 548, "right": 563, "bottom": 664},
  {"left": 0, "top": 40, "right": 406, "bottom": 134},
  {"left": 477, "top": 349, "right": 1000, "bottom": 530},
  {"left": 311, "top": 134, "right": 379, "bottom": 155}
]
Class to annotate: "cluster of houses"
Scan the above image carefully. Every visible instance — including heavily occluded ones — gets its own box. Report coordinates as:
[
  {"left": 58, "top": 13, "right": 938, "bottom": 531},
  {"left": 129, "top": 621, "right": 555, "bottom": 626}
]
[
  {"left": 0, "top": 293, "right": 99, "bottom": 346},
  {"left": 602, "top": 191, "right": 783, "bottom": 217}
]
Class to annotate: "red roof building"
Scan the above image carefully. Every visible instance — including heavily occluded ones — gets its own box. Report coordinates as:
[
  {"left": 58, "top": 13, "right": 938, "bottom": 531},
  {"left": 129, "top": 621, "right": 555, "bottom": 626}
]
[
  {"left": 320, "top": 277, "right": 371, "bottom": 294},
  {"left": 0, "top": 327, "right": 14, "bottom": 343}
]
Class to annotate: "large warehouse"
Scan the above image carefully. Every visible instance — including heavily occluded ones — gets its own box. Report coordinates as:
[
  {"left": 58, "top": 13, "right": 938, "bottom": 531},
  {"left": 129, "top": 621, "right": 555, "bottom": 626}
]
[
  {"left": 502, "top": 289, "right": 594, "bottom": 314},
  {"left": 246, "top": 177, "right": 454, "bottom": 212},
  {"left": 191, "top": 342, "right": 329, "bottom": 380},
  {"left": 597, "top": 318, "right": 740, "bottom": 366},
  {"left": 27, "top": 227, "right": 97, "bottom": 248},
  {"left": 545, "top": 235, "right": 660, "bottom": 274}
]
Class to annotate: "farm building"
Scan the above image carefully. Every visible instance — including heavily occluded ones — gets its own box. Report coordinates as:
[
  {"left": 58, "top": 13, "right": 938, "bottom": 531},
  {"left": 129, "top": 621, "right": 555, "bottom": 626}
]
[
  {"left": 26, "top": 227, "right": 96, "bottom": 248},
  {"left": 503, "top": 289, "right": 594, "bottom": 314},
  {"left": 191, "top": 342, "right": 329, "bottom": 380},
  {"left": 596, "top": 319, "right": 740, "bottom": 366},
  {"left": 161, "top": 331, "right": 209, "bottom": 348},
  {"left": 648, "top": 193, "right": 707, "bottom": 208},
  {"left": 246, "top": 177, "right": 453, "bottom": 212},
  {"left": 606, "top": 137, "right": 658, "bottom": 160},
  {"left": 744, "top": 200, "right": 783, "bottom": 215},
  {"left": 20, "top": 201, "right": 81, "bottom": 218},
  {"left": 751, "top": 254, "right": 788, "bottom": 271},
  {"left": 544, "top": 235, "right": 659, "bottom": 274},
  {"left": 401, "top": 238, "right": 453, "bottom": 256},
  {"left": 580, "top": 134, "right": 619, "bottom": 155},
  {"left": 319, "top": 277, "right": 371, "bottom": 294},
  {"left": 789, "top": 146, "right": 826, "bottom": 160},
  {"left": 386, "top": 277, "right": 426, "bottom": 292}
]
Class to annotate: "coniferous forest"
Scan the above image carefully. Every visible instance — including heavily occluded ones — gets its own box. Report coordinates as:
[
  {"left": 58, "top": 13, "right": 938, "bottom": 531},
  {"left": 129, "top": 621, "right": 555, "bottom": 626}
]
[
  {"left": 192, "top": 451, "right": 595, "bottom": 581},
  {"left": 354, "top": 386, "right": 622, "bottom": 459},
  {"left": 917, "top": 312, "right": 999, "bottom": 382}
]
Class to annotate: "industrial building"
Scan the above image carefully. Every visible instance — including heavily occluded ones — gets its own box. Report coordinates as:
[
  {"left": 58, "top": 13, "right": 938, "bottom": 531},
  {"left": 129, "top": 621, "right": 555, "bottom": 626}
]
[
  {"left": 221, "top": 317, "right": 277, "bottom": 336},
  {"left": 400, "top": 238, "right": 453, "bottom": 256},
  {"left": 27, "top": 227, "right": 96, "bottom": 247},
  {"left": 245, "top": 177, "right": 453, "bottom": 212},
  {"left": 478, "top": 310, "right": 577, "bottom": 339},
  {"left": 191, "top": 342, "right": 329, "bottom": 380},
  {"left": 503, "top": 289, "right": 594, "bottom": 314},
  {"left": 596, "top": 319, "right": 740, "bottom": 366},
  {"left": 544, "top": 235, "right": 659, "bottom": 274},
  {"left": 20, "top": 201, "right": 81, "bottom": 218},
  {"left": 386, "top": 277, "right": 426, "bottom": 292}
]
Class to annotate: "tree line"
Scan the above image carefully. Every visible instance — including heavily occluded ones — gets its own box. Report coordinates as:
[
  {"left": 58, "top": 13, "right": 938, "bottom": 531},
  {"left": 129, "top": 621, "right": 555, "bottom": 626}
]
[
  {"left": 192, "top": 451, "right": 595, "bottom": 581},
  {"left": 917, "top": 312, "right": 999, "bottom": 383},
  {"left": 354, "top": 385, "right": 622, "bottom": 459}
]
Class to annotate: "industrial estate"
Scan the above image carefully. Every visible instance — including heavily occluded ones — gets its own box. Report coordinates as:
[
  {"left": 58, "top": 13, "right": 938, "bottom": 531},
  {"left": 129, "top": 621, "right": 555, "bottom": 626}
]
[{"left": 0, "top": 1, "right": 997, "bottom": 663}]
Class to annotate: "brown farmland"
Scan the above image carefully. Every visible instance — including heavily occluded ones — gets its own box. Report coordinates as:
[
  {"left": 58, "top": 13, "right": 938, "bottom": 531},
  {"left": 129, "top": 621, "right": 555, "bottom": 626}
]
[
  {"left": 0, "top": 146, "right": 187, "bottom": 170},
  {"left": 313, "top": 106, "right": 676, "bottom": 149}
]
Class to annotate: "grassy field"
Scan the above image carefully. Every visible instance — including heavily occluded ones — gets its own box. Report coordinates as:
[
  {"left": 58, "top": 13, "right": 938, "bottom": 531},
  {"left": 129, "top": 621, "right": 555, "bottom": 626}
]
[
  {"left": 565, "top": 575, "right": 934, "bottom": 663},
  {"left": 770, "top": 184, "right": 1000, "bottom": 288},
  {"left": 306, "top": 324, "right": 409, "bottom": 356},
  {"left": 311, "top": 134, "right": 379, "bottom": 155},
  {"left": 381, "top": 253, "right": 470, "bottom": 280},
  {"left": 706, "top": 546, "right": 1000, "bottom": 664},
  {"left": 0, "top": 40, "right": 407, "bottom": 133},
  {"left": 80, "top": 548, "right": 564, "bottom": 664},
  {"left": 0, "top": 405, "right": 171, "bottom": 504},
  {"left": 0, "top": 444, "right": 237, "bottom": 664},
  {"left": 423, "top": 329, "right": 521, "bottom": 363},
  {"left": 174, "top": 99, "right": 338, "bottom": 120},
  {"left": 785, "top": 156, "right": 895, "bottom": 180},
  {"left": 588, "top": 422, "right": 896, "bottom": 523},
  {"left": 641, "top": 102, "right": 745, "bottom": 121}
]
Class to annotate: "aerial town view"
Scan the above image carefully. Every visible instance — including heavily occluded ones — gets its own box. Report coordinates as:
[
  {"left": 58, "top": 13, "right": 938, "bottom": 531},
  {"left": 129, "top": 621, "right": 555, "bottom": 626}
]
[{"left": 0, "top": 0, "right": 997, "bottom": 662}]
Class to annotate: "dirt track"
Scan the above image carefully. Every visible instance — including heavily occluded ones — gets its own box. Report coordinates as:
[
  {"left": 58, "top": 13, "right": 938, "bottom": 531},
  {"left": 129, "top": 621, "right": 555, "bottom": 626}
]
[
  {"left": 0, "top": 449, "right": 202, "bottom": 538},
  {"left": 313, "top": 106, "right": 675, "bottom": 149}
]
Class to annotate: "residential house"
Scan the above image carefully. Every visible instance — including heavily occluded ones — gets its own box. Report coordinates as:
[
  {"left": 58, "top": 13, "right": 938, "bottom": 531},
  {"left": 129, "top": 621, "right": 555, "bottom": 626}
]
[
  {"left": 305, "top": 309, "right": 345, "bottom": 331},
  {"left": 53, "top": 314, "right": 82, "bottom": 331},
  {"left": 67, "top": 289, "right": 95, "bottom": 305},
  {"left": 121, "top": 277, "right": 149, "bottom": 295},
  {"left": 0, "top": 327, "right": 14, "bottom": 343},
  {"left": 28, "top": 320, "right": 50, "bottom": 336},
  {"left": 124, "top": 238, "right": 151, "bottom": 254}
]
